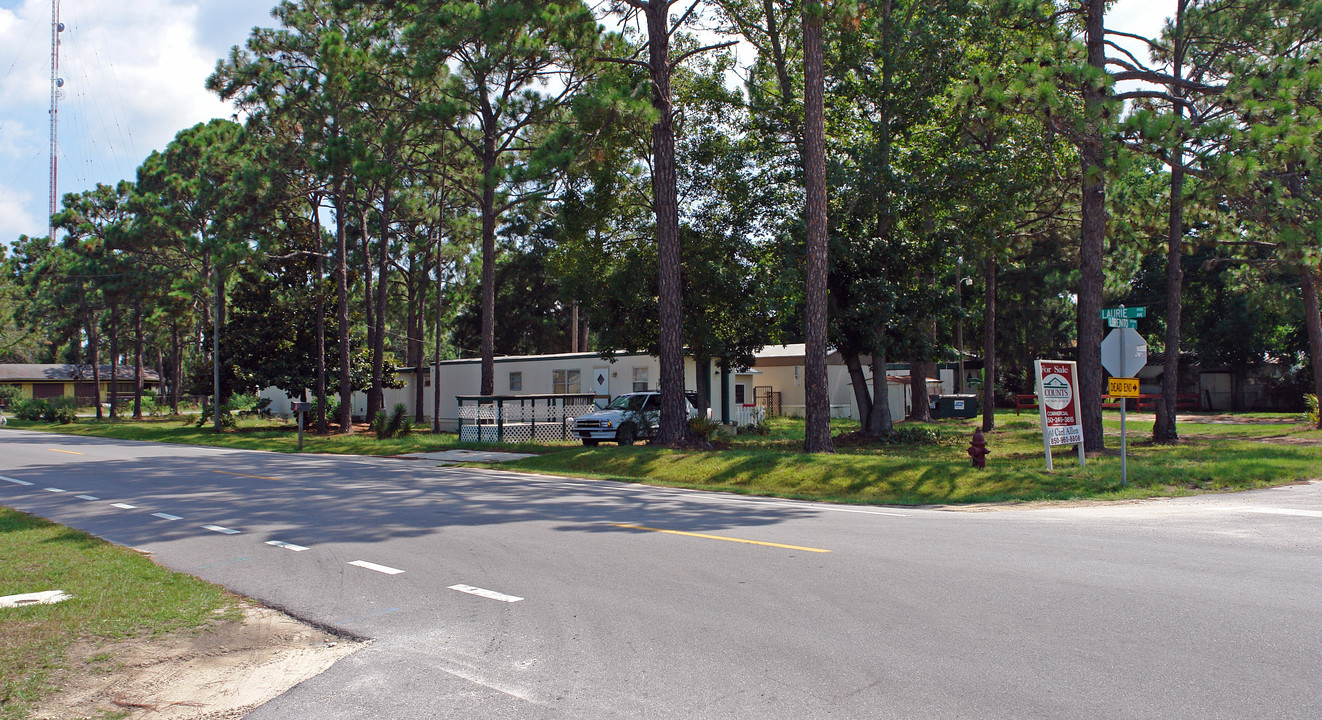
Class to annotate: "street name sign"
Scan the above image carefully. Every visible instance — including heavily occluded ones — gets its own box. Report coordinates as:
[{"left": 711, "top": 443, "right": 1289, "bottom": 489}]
[
  {"left": 1100, "top": 306, "right": 1146, "bottom": 319},
  {"left": 1107, "top": 318, "right": 1137, "bottom": 328}
]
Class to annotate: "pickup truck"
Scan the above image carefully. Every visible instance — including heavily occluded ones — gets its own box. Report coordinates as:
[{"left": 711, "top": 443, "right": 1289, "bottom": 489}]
[{"left": 572, "top": 392, "right": 697, "bottom": 446}]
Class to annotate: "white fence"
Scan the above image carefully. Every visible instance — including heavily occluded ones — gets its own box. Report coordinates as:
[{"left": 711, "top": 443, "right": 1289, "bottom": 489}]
[
  {"left": 456, "top": 394, "right": 599, "bottom": 443},
  {"left": 731, "top": 404, "right": 767, "bottom": 427}
]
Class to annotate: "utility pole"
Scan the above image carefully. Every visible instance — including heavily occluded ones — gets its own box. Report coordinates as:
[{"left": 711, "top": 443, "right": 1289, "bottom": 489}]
[{"left": 49, "top": 0, "right": 63, "bottom": 241}]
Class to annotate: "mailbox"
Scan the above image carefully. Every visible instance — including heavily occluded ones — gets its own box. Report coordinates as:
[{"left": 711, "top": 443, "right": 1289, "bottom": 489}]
[{"left": 290, "top": 401, "right": 312, "bottom": 413}]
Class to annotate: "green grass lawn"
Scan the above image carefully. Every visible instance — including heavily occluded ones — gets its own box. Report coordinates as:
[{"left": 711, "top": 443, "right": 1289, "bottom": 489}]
[
  {"left": 0, "top": 508, "right": 240, "bottom": 719},
  {"left": 504, "top": 413, "right": 1321, "bottom": 505},
  {"left": 4, "top": 410, "right": 1319, "bottom": 506}
]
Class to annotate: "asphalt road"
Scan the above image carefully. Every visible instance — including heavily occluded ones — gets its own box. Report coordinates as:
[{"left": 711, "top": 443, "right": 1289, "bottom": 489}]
[{"left": 2, "top": 427, "right": 1320, "bottom": 719}]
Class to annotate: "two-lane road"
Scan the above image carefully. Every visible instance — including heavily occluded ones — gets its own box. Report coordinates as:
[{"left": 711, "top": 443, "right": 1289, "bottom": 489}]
[{"left": 2, "top": 428, "right": 1320, "bottom": 718}]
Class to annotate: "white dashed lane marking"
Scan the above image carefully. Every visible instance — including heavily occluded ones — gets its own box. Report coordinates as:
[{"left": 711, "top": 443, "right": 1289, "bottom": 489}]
[
  {"left": 266, "top": 540, "right": 309, "bottom": 552},
  {"left": 76, "top": 495, "right": 98, "bottom": 501},
  {"left": 202, "top": 525, "right": 240, "bottom": 535},
  {"left": 110, "top": 503, "right": 137, "bottom": 509},
  {"left": 0, "top": 476, "right": 33, "bottom": 486},
  {"left": 44, "top": 487, "right": 65, "bottom": 493},
  {"left": 152, "top": 513, "right": 182, "bottom": 521},
  {"left": 1237, "top": 507, "right": 1322, "bottom": 519},
  {"left": 348, "top": 560, "right": 404, "bottom": 575},
  {"left": 448, "top": 584, "right": 524, "bottom": 603}
]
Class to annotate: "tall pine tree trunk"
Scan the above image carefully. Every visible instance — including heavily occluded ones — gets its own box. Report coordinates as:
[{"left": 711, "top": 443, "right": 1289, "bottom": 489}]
[
  {"left": 1301, "top": 266, "right": 1322, "bottom": 430},
  {"left": 982, "top": 255, "right": 998, "bottom": 432},
  {"left": 412, "top": 264, "right": 425, "bottom": 423},
  {"left": 479, "top": 126, "right": 498, "bottom": 397},
  {"left": 1078, "top": 0, "right": 1108, "bottom": 452},
  {"left": 87, "top": 308, "right": 103, "bottom": 421},
  {"left": 1155, "top": 148, "right": 1185, "bottom": 442},
  {"left": 1155, "top": 5, "right": 1188, "bottom": 444},
  {"left": 109, "top": 313, "right": 120, "bottom": 421},
  {"left": 336, "top": 178, "right": 354, "bottom": 432},
  {"left": 868, "top": 351, "right": 893, "bottom": 435},
  {"left": 170, "top": 320, "right": 180, "bottom": 415},
  {"left": 133, "top": 298, "right": 144, "bottom": 421},
  {"left": 434, "top": 164, "right": 448, "bottom": 434},
  {"left": 844, "top": 352, "right": 873, "bottom": 433},
  {"left": 370, "top": 185, "right": 391, "bottom": 422},
  {"left": 640, "top": 0, "right": 687, "bottom": 446},
  {"left": 801, "top": 2, "right": 833, "bottom": 452},
  {"left": 314, "top": 199, "right": 328, "bottom": 434},
  {"left": 361, "top": 205, "right": 379, "bottom": 420}
]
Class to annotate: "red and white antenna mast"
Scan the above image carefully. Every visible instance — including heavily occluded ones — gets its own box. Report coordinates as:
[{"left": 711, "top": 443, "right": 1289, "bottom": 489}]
[{"left": 49, "top": 0, "right": 64, "bottom": 241}]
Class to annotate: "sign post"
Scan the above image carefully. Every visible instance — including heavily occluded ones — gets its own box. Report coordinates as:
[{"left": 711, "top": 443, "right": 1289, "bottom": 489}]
[
  {"left": 1034, "top": 359, "right": 1085, "bottom": 470},
  {"left": 1100, "top": 306, "right": 1148, "bottom": 486}
]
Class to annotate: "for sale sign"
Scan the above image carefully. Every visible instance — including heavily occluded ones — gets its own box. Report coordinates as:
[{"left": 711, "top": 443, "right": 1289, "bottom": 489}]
[{"left": 1035, "top": 359, "right": 1086, "bottom": 469}]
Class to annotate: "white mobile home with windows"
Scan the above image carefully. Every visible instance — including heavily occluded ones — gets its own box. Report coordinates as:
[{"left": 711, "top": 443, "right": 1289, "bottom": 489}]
[
  {"left": 428, "top": 351, "right": 765, "bottom": 431},
  {"left": 309, "top": 345, "right": 952, "bottom": 431}
]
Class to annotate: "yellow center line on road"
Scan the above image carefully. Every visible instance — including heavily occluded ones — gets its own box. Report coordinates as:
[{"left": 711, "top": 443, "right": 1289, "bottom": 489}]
[
  {"left": 48, "top": 449, "right": 83, "bottom": 455},
  {"left": 214, "top": 470, "right": 281, "bottom": 482},
  {"left": 611, "top": 524, "right": 830, "bottom": 553}
]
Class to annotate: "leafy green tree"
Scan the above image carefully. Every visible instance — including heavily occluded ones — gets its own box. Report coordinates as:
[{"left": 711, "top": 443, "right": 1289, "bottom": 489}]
[
  {"left": 135, "top": 119, "right": 263, "bottom": 430},
  {"left": 401, "top": 0, "right": 613, "bottom": 400}
]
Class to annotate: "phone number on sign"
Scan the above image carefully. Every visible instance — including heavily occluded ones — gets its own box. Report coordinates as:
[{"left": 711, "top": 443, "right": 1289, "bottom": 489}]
[{"left": 1047, "top": 426, "right": 1082, "bottom": 446}]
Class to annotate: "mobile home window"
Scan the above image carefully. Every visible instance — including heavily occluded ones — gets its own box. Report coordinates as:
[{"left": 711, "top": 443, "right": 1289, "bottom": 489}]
[
  {"left": 553, "top": 369, "right": 580, "bottom": 394},
  {"left": 509, "top": 371, "right": 522, "bottom": 391},
  {"left": 632, "top": 367, "right": 648, "bottom": 392},
  {"left": 735, "top": 384, "right": 746, "bottom": 405}
]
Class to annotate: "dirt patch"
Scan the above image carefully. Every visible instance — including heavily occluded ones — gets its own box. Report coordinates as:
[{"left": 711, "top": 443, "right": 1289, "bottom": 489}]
[{"left": 33, "top": 604, "right": 362, "bottom": 720}]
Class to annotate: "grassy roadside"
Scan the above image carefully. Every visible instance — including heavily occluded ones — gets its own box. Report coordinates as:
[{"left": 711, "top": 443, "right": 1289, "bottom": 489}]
[
  {"left": 4, "top": 411, "right": 1319, "bottom": 505},
  {"left": 0, "top": 508, "right": 241, "bottom": 720}
]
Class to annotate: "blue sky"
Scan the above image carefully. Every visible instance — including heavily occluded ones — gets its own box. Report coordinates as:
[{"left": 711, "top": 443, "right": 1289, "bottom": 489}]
[{"left": 0, "top": 0, "right": 1170, "bottom": 245}]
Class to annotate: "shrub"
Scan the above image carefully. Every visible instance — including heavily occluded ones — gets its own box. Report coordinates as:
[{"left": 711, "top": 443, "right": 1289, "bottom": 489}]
[
  {"left": 372, "top": 410, "right": 391, "bottom": 439},
  {"left": 0, "top": 384, "right": 21, "bottom": 408},
  {"left": 42, "top": 397, "right": 77, "bottom": 424},
  {"left": 137, "top": 394, "right": 166, "bottom": 417},
  {"left": 687, "top": 415, "right": 723, "bottom": 442},
  {"left": 14, "top": 398, "right": 47, "bottom": 421},
  {"left": 740, "top": 419, "right": 770, "bottom": 436},
  {"left": 1306, "top": 394, "right": 1319, "bottom": 427},
  {"left": 311, "top": 396, "right": 341, "bottom": 423},
  {"left": 237, "top": 396, "right": 272, "bottom": 418},
  {"left": 374, "top": 403, "right": 413, "bottom": 440},
  {"left": 195, "top": 400, "right": 236, "bottom": 429}
]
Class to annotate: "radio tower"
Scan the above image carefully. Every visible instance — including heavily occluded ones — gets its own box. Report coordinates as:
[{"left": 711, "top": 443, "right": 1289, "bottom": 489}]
[{"left": 49, "top": 0, "right": 64, "bottom": 241}]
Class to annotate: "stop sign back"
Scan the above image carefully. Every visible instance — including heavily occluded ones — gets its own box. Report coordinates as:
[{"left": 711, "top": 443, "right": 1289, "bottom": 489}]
[{"left": 1101, "top": 327, "right": 1147, "bottom": 378}]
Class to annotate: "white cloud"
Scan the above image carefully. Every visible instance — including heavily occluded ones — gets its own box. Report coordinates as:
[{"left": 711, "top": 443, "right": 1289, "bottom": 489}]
[
  {"left": 0, "top": 0, "right": 273, "bottom": 241},
  {"left": 0, "top": 182, "right": 38, "bottom": 240}
]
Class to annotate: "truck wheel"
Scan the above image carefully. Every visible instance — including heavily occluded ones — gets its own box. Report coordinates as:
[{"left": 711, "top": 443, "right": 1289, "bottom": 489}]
[
  {"left": 617, "top": 423, "right": 636, "bottom": 446},
  {"left": 582, "top": 439, "right": 599, "bottom": 447}
]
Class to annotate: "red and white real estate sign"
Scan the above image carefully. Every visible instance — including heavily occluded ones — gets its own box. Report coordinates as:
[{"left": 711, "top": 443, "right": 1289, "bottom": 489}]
[{"left": 1035, "top": 359, "right": 1085, "bottom": 468}]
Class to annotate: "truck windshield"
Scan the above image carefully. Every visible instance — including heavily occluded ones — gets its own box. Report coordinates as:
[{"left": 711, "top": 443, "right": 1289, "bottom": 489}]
[{"left": 608, "top": 395, "right": 649, "bottom": 411}]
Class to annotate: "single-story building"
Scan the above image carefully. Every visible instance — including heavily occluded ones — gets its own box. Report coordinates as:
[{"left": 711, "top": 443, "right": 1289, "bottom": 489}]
[
  {"left": 0, "top": 364, "right": 162, "bottom": 404},
  {"left": 257, "top": 345, "right": 949, "bottom": 430}
]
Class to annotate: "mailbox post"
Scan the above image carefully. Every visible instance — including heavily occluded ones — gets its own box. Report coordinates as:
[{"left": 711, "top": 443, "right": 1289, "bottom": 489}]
[{"left": 290, "top": 401, "right": 312, "bottom": 451}]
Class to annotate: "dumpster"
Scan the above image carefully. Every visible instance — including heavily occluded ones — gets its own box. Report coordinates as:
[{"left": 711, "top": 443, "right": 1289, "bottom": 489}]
[{"left": 933, "top": 394, "right": 979, "bottom": 419}]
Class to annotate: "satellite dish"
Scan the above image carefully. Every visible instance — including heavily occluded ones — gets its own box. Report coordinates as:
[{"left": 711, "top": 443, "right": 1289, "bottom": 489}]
[
  {"left": 57, "top": 22, "right": 65, "bottom": 31},
  {"left": 56, "top": 78, "right": 64, "bottom": 88}
]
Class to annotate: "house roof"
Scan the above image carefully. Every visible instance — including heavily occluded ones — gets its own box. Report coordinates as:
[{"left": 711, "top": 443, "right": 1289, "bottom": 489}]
[{"left": 0, "top": 364, "right": 162, "bottom": 383}]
